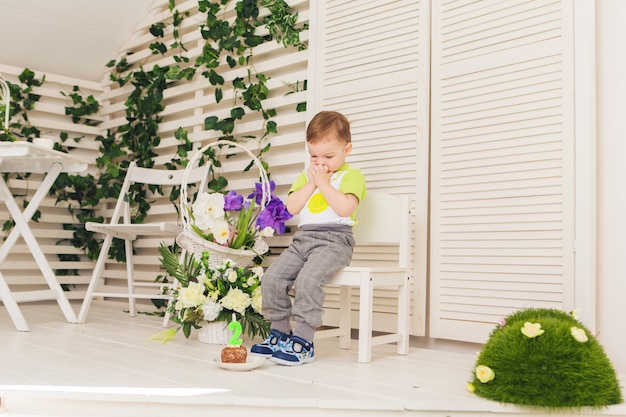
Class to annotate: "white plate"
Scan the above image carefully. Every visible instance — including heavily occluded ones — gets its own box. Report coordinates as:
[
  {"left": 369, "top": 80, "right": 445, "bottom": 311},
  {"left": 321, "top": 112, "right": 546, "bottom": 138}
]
[{"left": 213, "top": 355, "right": 268, "bottom": 371}]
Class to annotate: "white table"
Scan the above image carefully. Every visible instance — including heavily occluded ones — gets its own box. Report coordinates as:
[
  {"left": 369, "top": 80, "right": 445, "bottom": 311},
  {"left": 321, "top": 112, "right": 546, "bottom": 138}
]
[{"left": 0, "top": 142, "right": 88, "bottom": 331}]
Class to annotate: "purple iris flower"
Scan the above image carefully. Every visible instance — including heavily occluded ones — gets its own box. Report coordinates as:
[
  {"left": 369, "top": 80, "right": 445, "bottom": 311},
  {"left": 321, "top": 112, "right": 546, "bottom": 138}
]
[
  {"left": 256, "top": 196, "right": 293, "bottom": 234},
  {"left": 248, "top": 180, "right": 276, "bottom": 205},
  {"left": 224, "top": 190, "right": 244, "bottom": 211}
]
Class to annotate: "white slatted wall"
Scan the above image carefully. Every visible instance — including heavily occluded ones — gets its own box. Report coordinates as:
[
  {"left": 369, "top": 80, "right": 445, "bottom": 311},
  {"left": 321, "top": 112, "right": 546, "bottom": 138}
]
[
  {"left": 0, "top": 64, "right": 103, "bottom": 300},
  {"left": 309, "top": 0, "right": 429, "bottom": 334},
  {"left": 429, "top": 0, "right": 576, "bottom": 343}
]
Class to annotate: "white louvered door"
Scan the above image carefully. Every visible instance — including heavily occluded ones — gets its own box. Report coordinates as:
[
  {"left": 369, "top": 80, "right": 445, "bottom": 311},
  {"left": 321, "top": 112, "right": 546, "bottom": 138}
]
[
  {"left": 429, "top": 0, "right": 576, "bottom": 343},
  {"left": 308, "top": 0, "right": 430, "bottom": 335}
]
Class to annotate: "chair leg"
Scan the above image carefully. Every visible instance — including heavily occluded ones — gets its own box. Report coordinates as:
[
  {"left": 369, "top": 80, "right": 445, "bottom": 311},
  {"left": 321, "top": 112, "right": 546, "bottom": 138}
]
[
  {"left": 338, "top": 285, "right": 351, "bottom": 349},
  {"left": 397, "top": 276, "right": 410, "bottom": 356},
  {"left": 78, "top": 234, "right": 114, "bottom": 323},
  {"left": 357, "top": 273, "right": 374, "bottom": 363},
  {"left": 125, "top": 238, "right": 135, "bottom": 317}
]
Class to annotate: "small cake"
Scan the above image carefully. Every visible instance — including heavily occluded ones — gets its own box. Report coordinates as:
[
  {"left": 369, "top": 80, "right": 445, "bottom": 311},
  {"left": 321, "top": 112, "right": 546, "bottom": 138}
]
[{"left": 221, "top": 345, "right": 248, "bottom": 363}]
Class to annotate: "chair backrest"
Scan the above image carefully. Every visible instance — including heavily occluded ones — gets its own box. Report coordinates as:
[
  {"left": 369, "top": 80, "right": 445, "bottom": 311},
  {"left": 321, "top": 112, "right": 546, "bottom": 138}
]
[
  {"left": 110, "top": 161, "right": 210, "bottom": 225},
  {"left": 352, "top": 192, "right": 411, "bottom": 268},
  {"left": 1, "top": 76, "right": 10, "bottom": 132}
]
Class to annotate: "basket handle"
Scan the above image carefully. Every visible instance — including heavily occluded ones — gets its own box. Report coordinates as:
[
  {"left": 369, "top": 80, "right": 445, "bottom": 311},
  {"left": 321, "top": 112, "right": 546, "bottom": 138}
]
[{"left": 180, "top": 140, "right": 271, "bottom": 230}]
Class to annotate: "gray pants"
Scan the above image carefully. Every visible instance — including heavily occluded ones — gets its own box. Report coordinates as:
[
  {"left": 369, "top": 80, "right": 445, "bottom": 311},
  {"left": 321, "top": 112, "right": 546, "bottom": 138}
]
[{"left": 261, "top": 228, "right": 355, "bottom": 341}]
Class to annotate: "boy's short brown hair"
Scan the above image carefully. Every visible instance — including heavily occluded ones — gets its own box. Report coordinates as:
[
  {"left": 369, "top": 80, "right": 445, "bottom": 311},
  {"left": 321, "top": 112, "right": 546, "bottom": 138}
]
[{"left": 306, "top": 111, "right": 351, "bottom": 144}]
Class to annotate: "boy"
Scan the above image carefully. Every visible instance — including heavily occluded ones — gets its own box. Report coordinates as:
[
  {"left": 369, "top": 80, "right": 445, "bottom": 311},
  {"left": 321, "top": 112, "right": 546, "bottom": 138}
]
[{"left": 251, "top": 111, "right": 367, "bottom": 366}]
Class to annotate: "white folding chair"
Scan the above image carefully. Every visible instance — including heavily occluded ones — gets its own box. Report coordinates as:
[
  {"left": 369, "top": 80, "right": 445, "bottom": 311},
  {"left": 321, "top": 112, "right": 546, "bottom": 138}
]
[
  {"left": 315, "top": 192, "right": 412, "bottom": 363},
  {"left": 78, "top": 161, "right": 209, "bottom": 323}
]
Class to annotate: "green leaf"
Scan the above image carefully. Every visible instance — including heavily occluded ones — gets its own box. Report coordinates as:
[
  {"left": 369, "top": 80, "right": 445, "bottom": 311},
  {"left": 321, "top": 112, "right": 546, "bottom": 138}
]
[
  {"left": 230, "top": 199, "right": 255, "bottom": 249},
  {"left": 204, "top": 116, "right": 219, "bottom": 130},
  {"left": 217, "top": 118, "right": 235, "bottom": 133},
  {"left": 232, "top": 77, "right": 246, "bottom": 89},
  {"left": 208, "top": 176, "right": 228, "bottom": 192},
  {"left": 266, "top": 120, "right": 277, "bottom": 134},
  {"left": 150, "top": 22, "right": 165, "bottom": 37},
  {"left": 231, "top": 107, "right": 245, "bottom": 120},
  {"left": 208, "top": 70, "right": 224, "bottom": 86},
  {"left": 183, "top": 322, "right": 192, "bottom": 338}
]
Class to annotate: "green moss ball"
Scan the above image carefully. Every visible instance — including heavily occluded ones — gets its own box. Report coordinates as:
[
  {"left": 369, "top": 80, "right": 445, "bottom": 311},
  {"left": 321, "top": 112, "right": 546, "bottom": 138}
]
[{"left": 469, "top": 308, "right": 623, "bottom": 409}]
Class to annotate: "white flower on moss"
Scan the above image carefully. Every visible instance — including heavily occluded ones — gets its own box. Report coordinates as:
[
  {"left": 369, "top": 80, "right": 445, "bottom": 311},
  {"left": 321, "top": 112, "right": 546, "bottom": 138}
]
[
  {"left": 570, "top": 326, "right": 589, "bottom": 343},
  {"left": 569, "top": 309, "right": 581, "bottom": 320},
  {"left": 202, "top": 298, "right": 223, "bottom": 321},
  {"left": 175, "top": 281, "right": 206, "bottom": 309},
  {"left": 220, "top": 287, "right": 251, "bottom": 315},
  {"left": 521, "top": 322, "right": 545, "bottom": 338},
  {"left": 475, "top": 365, "right": 495, "bottom": 383},
  {"left": 251, "top": 286, "right": 262, "bottom": 314}
]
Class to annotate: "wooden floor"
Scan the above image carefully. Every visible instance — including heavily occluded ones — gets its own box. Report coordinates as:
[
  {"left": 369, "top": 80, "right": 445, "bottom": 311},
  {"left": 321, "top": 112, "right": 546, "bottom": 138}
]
[{"left": 0, "top": 301, "right": 625, "bottom": 417}]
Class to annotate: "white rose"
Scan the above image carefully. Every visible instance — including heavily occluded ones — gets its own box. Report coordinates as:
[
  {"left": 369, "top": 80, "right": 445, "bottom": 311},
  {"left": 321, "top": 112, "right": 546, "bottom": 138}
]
[
  {"left": 226, "top": 269, "right": 238, "bottom": 283},
  {"left": 192, "top": 192, "right": 225, "bottom": 229},
  {"left": 211, "top": 219, "right": 231, "bottom": 245},
  {"left": 260, "top": 226, "right": 275, "bottom": 237},
  {"left": 176, "top": 281, "right": 206, "bottom": 309},
  {"left": 251, "top": 266, "right": 264, "bottom": 279},
  {"left": 202, "top": 298, "right": 223, "bottom": 321},
  {"left": 251, "top": 286, "right": 262, "bottom": 314},
  {"left": 220, "top": 287, "right": 251, "bottom": 315}
]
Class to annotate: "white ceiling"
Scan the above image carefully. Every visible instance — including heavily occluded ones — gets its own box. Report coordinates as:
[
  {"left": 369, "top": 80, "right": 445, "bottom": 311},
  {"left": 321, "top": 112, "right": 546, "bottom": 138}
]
[{"left": 0, "top": 0, "right": 155, "bottom": 82}]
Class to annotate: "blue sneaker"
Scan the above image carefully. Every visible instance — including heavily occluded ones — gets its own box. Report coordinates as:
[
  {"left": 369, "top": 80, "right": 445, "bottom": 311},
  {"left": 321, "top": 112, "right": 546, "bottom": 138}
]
[
  {"left": 250, "top": 329, "right": 291, "bottom": 357},
  {"left": 271, "top": 335, "right": 314, "bottom": 366}
]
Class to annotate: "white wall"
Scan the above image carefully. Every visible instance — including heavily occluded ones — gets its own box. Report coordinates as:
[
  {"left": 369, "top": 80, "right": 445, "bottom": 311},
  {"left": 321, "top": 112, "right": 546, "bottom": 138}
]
[{"left": 596, "top": 0, "right": 626, "bottom": 374}]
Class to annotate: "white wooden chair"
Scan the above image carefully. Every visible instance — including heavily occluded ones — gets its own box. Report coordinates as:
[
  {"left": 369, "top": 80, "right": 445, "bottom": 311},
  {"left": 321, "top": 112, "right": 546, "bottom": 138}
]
[
  {"left": 77, "top": 161, "right": 209, "bottom": 324},
  {"left": 315, "top": 192, "right": 411, "bottom": 363}
]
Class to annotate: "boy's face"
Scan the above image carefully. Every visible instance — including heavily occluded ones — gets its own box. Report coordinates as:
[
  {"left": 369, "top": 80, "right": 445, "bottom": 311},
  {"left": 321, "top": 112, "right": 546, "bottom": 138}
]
[{"left": 307, "top": 135, "right": 352, "bottom": 174}]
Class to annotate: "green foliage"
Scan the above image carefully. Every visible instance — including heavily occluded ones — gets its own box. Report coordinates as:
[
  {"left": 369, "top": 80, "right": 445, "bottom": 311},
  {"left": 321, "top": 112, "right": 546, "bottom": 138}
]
[
  {"left": 61, "top": 86, "right": 101, "bottom": 126},
  {"left": 1, "top": 69, "right": 46, "bottom": 233},
  {"left": 470, "top": 308, "right": 623, "bottom": 410},
  {"left": 260, "top": 0, "right": 308, "bottom": 50},
  {"left": 0, "top": 68, "right": 44, "bottom": 142},
  {"left": 158, "top": 242, "right": 202, "bottom": 288}
]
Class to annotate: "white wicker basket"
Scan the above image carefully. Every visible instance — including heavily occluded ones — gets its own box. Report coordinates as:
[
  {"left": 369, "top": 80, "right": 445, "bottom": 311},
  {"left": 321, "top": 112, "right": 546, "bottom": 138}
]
[
  {"left": 176, "top": 230, "right": 267, "bottom": 267},
  {"left": 177, "top": 140, "right": 270, "bottom": 267},
  {"left": 197, "top": 321, "right": 232, "bottom": 345}
]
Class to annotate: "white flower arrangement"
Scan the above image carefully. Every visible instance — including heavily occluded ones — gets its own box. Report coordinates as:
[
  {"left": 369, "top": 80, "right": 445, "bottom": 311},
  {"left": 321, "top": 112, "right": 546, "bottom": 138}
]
[
  {"left": 188, "top": 181, "right": 292, "bottom": 250},
  {"left": 150, "top": 245, "right": 270, "bottom": 342}
]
